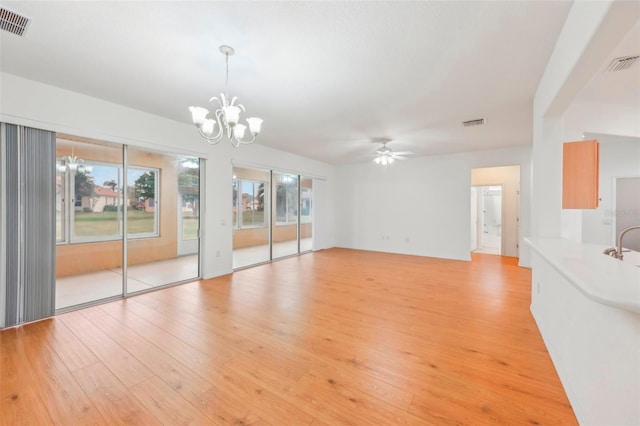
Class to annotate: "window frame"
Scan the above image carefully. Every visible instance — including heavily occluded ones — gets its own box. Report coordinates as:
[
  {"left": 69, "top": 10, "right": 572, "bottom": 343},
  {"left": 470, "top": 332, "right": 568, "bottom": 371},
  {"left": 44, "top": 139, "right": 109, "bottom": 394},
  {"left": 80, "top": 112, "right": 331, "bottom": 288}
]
[
  {"left": 233, "top": 178, "right": 268, "bottom": 230},
  {"left": 275, "top": 175, "right": 299, "bottom": 227},
  {"left": 56, "top": 158, "right": 161, "bottom": 245}
]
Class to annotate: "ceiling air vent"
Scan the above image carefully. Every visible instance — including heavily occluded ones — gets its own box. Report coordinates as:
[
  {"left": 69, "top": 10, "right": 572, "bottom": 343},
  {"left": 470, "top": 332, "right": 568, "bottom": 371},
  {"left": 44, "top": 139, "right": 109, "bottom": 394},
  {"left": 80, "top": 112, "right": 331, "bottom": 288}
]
[
  {"left": 463, "top": 118, "right": 485, "bottom": 127},
  {"left": 606, "top": 55, "right": 639, "bottom": 72},
  {"left": 0, "top": 8, "right": 30, "bottom": 36}
]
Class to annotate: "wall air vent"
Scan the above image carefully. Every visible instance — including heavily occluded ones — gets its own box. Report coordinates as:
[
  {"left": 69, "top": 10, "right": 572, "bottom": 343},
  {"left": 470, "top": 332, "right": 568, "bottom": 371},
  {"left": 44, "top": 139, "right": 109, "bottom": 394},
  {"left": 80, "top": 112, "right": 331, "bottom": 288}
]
[
  {"left": 606, "top": 55, "right": 639, "bottom": 72},
  {"left": 0, "top": 8, "right": 30, "bottom": 36},
  {"left": 463, "top": 118, "right": 485, "bottom": 127}
]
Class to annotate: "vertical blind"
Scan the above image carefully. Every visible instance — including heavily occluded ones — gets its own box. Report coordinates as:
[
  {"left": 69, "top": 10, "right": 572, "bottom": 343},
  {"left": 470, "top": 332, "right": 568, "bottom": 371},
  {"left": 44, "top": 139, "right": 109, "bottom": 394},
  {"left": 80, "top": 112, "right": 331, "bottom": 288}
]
[{"left": 2, "top": 124, "right": 56, "bottom": 327}]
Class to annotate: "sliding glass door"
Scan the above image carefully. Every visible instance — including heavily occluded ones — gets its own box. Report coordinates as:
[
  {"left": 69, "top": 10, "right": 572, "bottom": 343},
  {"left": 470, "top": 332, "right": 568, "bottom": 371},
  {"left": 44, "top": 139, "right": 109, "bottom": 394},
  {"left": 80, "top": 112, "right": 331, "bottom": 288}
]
[
  {"left": 300, "top": 176, "right": 313, "bottom": 252},
  {"left": 232, "top": 167, "right": 270, "bottom": 269},
  {"left": 126, "top": 147, "right": 200, "bottom": 295},
  {"left": 55, "top": 134, "right": 201, "bottom": 310},
  {"left": 231, "top": 167, "right": 314, "bottom": 269},
  {"left": 55, "top": 136, "right": 124, "bottom": 309},
  {"left": 273, "top": 172, "right": 299, "bottom": 259}
]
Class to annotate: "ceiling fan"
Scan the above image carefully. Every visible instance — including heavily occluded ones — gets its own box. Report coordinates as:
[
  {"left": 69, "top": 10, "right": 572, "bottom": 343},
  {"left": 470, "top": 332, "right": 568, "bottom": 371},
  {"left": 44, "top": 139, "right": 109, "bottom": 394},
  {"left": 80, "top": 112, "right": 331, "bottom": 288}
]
[{"left": 372, "top": 138, "right": 412, "bottom": 165}]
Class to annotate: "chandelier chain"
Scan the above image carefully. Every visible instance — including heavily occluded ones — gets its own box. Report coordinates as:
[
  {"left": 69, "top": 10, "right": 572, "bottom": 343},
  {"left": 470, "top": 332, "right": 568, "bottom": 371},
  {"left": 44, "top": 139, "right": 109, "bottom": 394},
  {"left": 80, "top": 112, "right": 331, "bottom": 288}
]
[{"left": 225, "top": 52, "right": 229, "bottom": 100}]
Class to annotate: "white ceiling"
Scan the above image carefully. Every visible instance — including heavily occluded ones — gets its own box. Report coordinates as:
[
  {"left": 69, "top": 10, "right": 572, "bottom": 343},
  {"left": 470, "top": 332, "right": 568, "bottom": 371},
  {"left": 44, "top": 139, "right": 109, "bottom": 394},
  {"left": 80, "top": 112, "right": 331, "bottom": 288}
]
[
  {"left": 0, "top": 1, "right": 573, "bottom": 164},
  {"left": 577, "top": 20, "right": 640, "bottom": 108}
]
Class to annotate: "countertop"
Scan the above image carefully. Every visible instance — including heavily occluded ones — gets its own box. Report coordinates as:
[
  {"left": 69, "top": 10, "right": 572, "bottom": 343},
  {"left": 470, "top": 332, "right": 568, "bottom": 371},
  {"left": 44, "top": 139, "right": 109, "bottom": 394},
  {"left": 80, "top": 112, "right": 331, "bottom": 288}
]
[{"left": 525, "top": 237, "right": 640, "bottom": 314}]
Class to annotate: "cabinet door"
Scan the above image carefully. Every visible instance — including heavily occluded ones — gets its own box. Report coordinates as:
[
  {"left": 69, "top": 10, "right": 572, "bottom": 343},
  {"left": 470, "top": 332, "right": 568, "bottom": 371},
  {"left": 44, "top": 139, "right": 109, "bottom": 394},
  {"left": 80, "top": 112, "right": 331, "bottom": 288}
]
[{"left": 562, "top": 140, "right": 599, "bottom": 209}]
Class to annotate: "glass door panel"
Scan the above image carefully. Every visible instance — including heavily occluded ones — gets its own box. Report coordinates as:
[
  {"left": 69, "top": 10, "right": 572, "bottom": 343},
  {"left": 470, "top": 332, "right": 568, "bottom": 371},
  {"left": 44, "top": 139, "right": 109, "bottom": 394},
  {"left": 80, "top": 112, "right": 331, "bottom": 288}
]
[
  {"left": 126, "top": 147, "right": 199, "bottom": 294},
  {"left": 55, "top": 136, "right": 124, "bottom": 310},
  {"left": 300, "top": 177, "right": 313, "bottom": 252},
  {"left": 232, "top": 166, "right": 270, "bottom": 268},
  {"left": 272, "top": 172, "right": 299, "bottom": 259}
]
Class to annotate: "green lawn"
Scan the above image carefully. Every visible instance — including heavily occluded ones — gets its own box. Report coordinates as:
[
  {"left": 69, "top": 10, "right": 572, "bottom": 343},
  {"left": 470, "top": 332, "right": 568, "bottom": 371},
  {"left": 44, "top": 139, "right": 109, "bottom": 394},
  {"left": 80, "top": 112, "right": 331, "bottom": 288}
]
[
  {"left": 241, "top": 210, "right": 265, "bottom": 226},
  {"left": 71, "top": 210, "right": 200, "bottom": 240},
  {"left": 182, "top": 216, "right": 199, "bottom": 240},
  {"left": 74, "top": 210, "right": 155, "bottom": 236}
]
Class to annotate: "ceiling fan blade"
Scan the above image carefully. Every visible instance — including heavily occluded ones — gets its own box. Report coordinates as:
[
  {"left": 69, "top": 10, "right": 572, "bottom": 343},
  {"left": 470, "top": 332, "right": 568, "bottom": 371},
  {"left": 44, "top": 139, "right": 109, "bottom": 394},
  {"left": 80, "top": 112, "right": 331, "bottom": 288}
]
[
  {"left": 393, "top": 155, "right": 408, "bottom": 160},
  {"left": 392, "top": 151, "right": 413, "bottom": 156}
]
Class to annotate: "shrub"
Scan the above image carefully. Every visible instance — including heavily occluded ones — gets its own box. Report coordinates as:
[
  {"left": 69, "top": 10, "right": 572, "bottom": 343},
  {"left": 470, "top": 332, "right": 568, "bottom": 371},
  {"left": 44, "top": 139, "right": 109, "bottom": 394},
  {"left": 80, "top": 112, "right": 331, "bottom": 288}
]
[
  {"left": 83, "top": 207, "right": 93, "bottom": 213},
  {"left": 103, "top": 205, "right": 118, "bottom": 212}
]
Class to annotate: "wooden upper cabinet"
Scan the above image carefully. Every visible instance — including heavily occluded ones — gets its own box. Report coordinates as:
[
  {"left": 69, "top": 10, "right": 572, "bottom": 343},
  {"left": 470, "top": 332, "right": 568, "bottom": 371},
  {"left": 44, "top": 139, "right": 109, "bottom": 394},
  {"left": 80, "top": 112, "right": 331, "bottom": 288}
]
[{"left": 562, "top": 140, "right": 599, "bottom": 209}]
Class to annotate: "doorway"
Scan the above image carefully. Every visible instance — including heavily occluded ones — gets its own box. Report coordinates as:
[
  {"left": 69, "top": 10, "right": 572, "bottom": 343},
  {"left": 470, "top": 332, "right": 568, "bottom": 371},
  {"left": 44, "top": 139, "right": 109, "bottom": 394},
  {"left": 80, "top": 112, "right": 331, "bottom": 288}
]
[
  {"left": 471, "top": 185, "right": 503, "bottom": 255},
  {"left": 613, "top": 176, "right": 640, "bottom": 251}
]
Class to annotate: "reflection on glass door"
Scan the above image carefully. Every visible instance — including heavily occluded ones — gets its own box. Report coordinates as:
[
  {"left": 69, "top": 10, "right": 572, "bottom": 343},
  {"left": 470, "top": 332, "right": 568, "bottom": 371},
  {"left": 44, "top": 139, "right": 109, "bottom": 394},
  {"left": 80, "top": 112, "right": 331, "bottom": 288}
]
[
  {"left": 232, "top": 167, "right": 270, "bottom": 268},
  {"left": 273, "top": 172, "right": 299, "bottom": 259},
  {"left": 178, "top": 157, "right": 200, "bottom": 256},
  {"left": 55, "top": 136, "right": 124, "bottom": 310},
  {"left": 126, "top": 147, "right": 199, "bottom": 295},
  {"left": 55, "top": 134, "right": 201, "bottom": 310},
  {"left": 300, "top": 177, "right": 313, "bottom": 252}
]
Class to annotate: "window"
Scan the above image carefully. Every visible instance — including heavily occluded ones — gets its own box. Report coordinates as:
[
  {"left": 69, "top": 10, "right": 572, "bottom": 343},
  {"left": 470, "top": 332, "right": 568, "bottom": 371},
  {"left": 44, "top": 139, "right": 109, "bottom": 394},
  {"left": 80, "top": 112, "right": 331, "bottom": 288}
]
[
  {"left": 301, "top": 187, "right": 312, "bottom": 224},
  {"left": 233, "top": 178, "right": 267, "bottom": 229},
  {"left": 57, "top": 159, "right": 159, "bottom": 244},
  {"left": 275, "top": 174, "right": 298, "bottom": 225},
  {"left": 127, "top": 167, "right": 159, "bottom": 237},
  {"left": 178, "top": 163, "right": 200, "bottom": 241},
  {"left": 56, "top": 159, "right": 65, "bottom": 243}
]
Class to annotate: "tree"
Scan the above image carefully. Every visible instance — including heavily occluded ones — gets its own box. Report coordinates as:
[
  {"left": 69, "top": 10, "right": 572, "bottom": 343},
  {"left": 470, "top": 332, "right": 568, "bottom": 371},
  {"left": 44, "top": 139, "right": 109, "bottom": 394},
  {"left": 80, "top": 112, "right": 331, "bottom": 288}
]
[
  {"left": 75, "top": 170, "right": 95, "bottom": 199},
  {"left": 134, "top": 171, "right": 155, "bottom": 201},
  {"left": 103, "top": 179, "right": 118, "bottom": 192},
  {"left": 256, "top": 183, "right": 265, "bottom": 211}
]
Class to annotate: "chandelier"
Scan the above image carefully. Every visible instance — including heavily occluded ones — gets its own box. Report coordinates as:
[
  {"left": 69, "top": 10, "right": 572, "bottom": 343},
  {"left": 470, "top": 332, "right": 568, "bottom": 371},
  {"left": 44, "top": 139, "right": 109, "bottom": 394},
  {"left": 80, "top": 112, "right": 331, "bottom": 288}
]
[
  {"left": 58, "top": 145, "right": 91, "bottom": 173},
  {"left": 188, "top": 45, "right": 263, "bottom": 148}
]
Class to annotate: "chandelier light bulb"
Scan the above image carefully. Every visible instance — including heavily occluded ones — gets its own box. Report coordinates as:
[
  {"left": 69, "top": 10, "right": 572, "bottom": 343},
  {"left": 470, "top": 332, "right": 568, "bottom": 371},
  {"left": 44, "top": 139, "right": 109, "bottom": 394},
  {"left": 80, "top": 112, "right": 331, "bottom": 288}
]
[
  {"left": 189, "top": 107, "right": 209, "bottom": 126},
  {"left": 235, "top": 123, "right": 247, "bottom": 139},
  {"left": 201, "top": 119, "right": 216, "bottom": 136},
  {"left": 247, "top": 117, "right": 263, "bottom": 135},
  {"left": 188, "top": 45, "right": 263, "bottom": 148}
]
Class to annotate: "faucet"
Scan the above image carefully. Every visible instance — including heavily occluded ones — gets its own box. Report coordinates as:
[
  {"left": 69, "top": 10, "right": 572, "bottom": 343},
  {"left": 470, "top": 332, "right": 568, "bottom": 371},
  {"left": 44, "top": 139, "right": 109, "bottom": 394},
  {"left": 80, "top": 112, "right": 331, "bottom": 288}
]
[{"left": 604, "top": 225, "right": 640, "bottom": 260}]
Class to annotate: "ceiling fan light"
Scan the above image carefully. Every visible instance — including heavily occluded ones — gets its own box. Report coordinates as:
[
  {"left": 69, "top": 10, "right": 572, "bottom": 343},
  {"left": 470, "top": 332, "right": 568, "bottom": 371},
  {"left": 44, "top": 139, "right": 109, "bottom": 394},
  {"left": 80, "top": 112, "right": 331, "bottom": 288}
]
[
  {"left": 189, "top": 106, "right": 209, "bottom": 126},
  {"left": 374, "top": 157, "right": 381, "bottom": 164},
  {"left": 388, "top": 156, "right": 394, "bottom": 164},
  {"left": 247, "top": 117, "right": 263, "bottom": 135}
]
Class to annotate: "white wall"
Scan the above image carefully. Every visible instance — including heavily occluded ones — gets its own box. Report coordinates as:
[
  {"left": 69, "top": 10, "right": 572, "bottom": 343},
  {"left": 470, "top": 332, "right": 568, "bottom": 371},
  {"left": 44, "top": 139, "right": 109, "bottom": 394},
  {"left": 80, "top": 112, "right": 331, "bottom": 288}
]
[
  {"left": 334, "top": 146, "right": 532, "bottom": 266},
  {"left": 0, "top": 72, "right": 336, "bottom": 280},
  {"left": 471, "top": 166, "right": 521, "bottom": 257},
  {"left": 530, "top": 2, "right": 640, "bottom": 424},
  {"left": 532, "top": 1, "right": 640, "bottom": 239}
]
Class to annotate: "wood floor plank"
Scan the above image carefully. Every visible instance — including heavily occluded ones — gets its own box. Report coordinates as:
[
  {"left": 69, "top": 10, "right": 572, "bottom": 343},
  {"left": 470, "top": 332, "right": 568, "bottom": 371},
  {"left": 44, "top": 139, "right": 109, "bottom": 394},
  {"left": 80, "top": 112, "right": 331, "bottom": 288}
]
[
  {"left": 79, "top": 307, "right": 213, "bottom": 400},
  {"left": 96, "top": 302, "right": 230, "bottom": 378},
  {"left": 130, "top": 376, "right": 214, "bottom": 425},
  {"left": 72, "top": 362, "right": 161, "bottom": 425},
  {"left": 57, "top": 310, "right": 155, "bottom": 388},
  {"left": 0, "top": 250, "right": 577, "bottom": 425},
  {"left": 2, "top": 321, "right": 104, "bottom": 424},
  {"left": 31, "top": 318, "right": 99, "bottom": 373},
  {"left": 0, "top": 331, "right": 54, "bottom": 425}
]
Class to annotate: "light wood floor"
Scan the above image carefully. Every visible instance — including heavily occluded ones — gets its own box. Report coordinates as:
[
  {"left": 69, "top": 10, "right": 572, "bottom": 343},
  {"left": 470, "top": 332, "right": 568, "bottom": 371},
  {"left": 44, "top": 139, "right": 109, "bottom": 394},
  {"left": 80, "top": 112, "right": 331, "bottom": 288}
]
[{"left": 1, "top": 249, "right": 577, "bottom": 425}]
